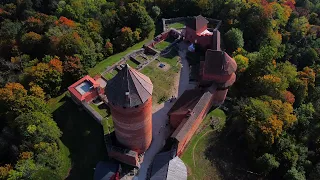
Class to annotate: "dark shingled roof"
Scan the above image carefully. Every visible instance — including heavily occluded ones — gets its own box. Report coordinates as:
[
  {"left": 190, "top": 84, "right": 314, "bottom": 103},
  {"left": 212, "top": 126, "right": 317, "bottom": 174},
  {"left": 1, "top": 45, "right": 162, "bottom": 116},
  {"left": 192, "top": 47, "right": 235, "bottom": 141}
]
[
  {"left": 94, "top": 161, "right": 118, "bottom": 180},
  {"left": 106, "top": 64, "right": 153, "bottom": 107},
  {"left": 149, "top": 150, "right": 187, "bottom": 180},
  {"left": 167, "top": 89, "right": 204, "bottom": 116},
  {"left": 204, "top": 50, "right": 237, "bottom": 76},
  {"left": 186, "top": 15, "right": 209, "bottom": 32}
]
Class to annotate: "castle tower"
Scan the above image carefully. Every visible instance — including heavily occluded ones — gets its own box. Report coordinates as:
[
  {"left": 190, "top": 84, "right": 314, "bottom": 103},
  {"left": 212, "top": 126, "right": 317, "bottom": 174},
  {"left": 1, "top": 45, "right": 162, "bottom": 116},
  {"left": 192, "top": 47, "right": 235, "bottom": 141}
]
[{"left": 106, "top": 64, "right": 153, "bottom": 154}]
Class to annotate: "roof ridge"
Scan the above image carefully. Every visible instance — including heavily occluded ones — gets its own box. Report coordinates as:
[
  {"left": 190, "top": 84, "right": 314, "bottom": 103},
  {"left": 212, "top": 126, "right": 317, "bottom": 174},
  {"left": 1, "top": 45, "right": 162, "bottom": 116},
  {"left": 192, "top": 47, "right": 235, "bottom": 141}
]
[
  {"left": 130, "top": 68, "right": 153, "bottom": 95},
  {"left": 128, "top": 69, "right": 144, "bottom": 105}
]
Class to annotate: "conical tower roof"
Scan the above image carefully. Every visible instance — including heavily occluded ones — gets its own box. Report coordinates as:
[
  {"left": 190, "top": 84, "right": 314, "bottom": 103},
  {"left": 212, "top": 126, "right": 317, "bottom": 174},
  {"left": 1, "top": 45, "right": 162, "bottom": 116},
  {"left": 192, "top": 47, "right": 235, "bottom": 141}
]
[{"left": 106, "top": 64, "right": 153, "bottom": 107}]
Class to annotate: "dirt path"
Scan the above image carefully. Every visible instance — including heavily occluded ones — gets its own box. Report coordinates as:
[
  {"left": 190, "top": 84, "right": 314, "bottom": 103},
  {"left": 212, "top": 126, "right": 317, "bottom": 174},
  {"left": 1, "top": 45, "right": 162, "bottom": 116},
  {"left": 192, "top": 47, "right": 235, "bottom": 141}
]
[{"left": 193, "top": 130, "right": 214, "bottom": 167}]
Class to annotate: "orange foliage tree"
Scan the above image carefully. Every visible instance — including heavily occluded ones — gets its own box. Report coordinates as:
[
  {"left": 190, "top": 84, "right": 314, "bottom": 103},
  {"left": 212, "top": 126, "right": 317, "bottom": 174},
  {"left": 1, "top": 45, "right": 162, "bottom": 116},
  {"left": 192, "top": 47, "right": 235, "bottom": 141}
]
[{"left": 55, "top": 16, "right": 76, "bottom": 28}]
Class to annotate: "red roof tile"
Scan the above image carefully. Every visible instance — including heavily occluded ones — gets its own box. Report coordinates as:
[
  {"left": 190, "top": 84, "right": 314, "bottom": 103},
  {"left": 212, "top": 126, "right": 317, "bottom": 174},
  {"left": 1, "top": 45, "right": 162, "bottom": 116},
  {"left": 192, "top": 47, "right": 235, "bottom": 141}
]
[
  {"left": 186, "top": 15, "right": 209, "bottom": 32},
  {"left": 168, "top": 89, "right": 204, "bottom": 116},
  {"left": 203, "top": 50, "right": 237, "bottom": 76}
]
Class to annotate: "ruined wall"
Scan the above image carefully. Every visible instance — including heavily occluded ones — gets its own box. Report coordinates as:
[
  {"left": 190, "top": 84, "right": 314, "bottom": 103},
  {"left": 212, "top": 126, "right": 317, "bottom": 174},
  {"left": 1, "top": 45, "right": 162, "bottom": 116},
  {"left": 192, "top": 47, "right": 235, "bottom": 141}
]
[{"left": 109, "top": 97, "right": 153, "bottom": 154}]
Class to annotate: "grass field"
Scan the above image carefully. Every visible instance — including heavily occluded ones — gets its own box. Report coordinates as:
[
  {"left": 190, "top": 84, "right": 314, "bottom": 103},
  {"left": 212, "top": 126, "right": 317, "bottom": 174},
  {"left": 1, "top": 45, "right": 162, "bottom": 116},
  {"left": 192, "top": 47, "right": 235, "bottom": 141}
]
[
  {"left": 88, "top": 31, "right": 154, "bottom": 76},
  {"left": 141, "top": 49, "right": 180, "bottom": 104},
  {"left": 168, "top": 22, "right": 185, "bottom": 29},
  {"left": 181, "top": 108, "right": 226, "bottom": 180}
]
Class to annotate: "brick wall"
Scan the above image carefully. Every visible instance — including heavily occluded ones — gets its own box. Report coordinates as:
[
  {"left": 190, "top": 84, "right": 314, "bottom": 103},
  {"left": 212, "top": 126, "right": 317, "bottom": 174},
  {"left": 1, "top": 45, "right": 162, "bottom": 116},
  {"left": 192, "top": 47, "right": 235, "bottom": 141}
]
[{"left": 110, "top": 97, "right": 153, "bottom": 154}]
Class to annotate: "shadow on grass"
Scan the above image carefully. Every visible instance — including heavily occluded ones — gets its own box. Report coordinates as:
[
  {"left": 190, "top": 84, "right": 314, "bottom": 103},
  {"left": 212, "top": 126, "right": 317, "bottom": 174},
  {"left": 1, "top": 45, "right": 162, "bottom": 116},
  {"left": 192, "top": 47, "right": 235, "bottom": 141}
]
[
  {"left": 204, "top": 129, "right": 260, "bottom": 180},
  {"left": 52, "top": 99, "right": 108, "bottom": 180}
]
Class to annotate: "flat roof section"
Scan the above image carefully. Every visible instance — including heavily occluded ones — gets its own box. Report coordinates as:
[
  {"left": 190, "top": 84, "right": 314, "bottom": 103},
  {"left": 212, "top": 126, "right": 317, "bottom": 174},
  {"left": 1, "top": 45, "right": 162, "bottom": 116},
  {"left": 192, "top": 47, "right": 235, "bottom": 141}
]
[{"left": 96, "top": 78, "right": 107, "bottom": 88}]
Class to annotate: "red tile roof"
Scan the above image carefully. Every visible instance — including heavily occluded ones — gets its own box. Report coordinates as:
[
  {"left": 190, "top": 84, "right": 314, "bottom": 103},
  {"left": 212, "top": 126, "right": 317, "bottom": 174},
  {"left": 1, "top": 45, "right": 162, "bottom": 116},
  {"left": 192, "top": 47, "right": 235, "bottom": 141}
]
[
  {"left": 186, "top": 15, "right": 209, "bottom": 32},
  {"left": 168, "top": 89, "right": 204, "bottom": 116},
  {"left": 68, "top": 75, "right": 99, "bottom": 102},
  {"left": 203, "top": 50, "right": 237, "bottom": 77}
]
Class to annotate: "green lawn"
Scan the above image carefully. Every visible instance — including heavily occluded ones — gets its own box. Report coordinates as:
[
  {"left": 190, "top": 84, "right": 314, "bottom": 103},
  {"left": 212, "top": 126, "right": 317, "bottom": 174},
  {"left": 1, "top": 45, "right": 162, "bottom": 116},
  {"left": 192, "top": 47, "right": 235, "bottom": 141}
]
[
  {"left": 89, "top": 103, "right": 108, "bottom": 118},
  {"left": 127, "top": 59, "right": 138, "bottom": 68},
  {"left": 181, "top": 108, "right": 226, "bottom": 180},
  {"left": 168, "top": 22, "right": 185, "bottom": 29},
  {"left": 52, "top": 99, "right": 108, "bottom": 180},
  {"left": 141, "top": 49, "right": 180, "bottom": 104},
  {"left": 154, "top": 40, "right": 172, "bottom": 51},
  {"left": 88, "top": 31, "right": 154, "bottom": 76},
  {"left": 103, "top": 72, "right": 115, "bottom": 80},
  {"left": 101, "top": 118, "right": 114, "bottom": 135},
  {"left": 154, "top": 36, "right": 176, "bottom": 51}
]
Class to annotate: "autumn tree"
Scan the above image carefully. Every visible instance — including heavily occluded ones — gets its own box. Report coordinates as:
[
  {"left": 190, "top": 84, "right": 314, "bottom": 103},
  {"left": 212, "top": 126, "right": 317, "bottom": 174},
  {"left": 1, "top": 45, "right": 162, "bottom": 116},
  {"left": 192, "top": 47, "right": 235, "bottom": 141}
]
[
  {"left": 28, "top": 83, "right": 45, "bottom": 99},
  {"left": 20, "top": 31, "right": 43, "bottom": 56},
  {"left": 63, "top": 56, "right": 85, "bottom": 85},
  {"left": 28, "top": 58, "right": 63, "bottom": 95}
]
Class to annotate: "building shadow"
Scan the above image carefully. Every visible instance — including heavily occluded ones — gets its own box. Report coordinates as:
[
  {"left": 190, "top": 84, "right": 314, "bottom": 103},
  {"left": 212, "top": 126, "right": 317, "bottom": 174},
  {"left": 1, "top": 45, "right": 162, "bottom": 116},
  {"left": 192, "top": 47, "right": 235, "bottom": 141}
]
[
  {"left": 204, "top": 128, "right": 260, "bottom": 180},
  {"left": 52, "top": 98, "right": 108, "bottom": 180}
]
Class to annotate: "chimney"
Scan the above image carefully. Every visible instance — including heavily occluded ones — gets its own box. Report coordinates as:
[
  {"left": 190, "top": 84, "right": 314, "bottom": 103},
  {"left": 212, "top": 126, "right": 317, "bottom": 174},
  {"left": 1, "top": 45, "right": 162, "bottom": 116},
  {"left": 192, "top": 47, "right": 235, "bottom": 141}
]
[{"left": 212, "top": 30, "right": 221, "bottom": 51}]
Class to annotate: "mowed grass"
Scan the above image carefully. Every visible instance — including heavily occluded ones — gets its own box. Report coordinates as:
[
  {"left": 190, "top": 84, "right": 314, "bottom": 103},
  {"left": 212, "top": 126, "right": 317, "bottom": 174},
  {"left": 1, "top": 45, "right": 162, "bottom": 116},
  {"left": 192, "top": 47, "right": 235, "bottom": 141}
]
[
  {"left": 88, "top": 31, "right": 155, "bottom": 76},
  {"left": 154, "top": 40, "right": 171, "bottom": 51},
  {"left": 181, "top": 108, "right": 226, "bottom": 180},
  {"left": 168, "top": 22, "right": 185, "bottom": 29},
  {"left": 126, "top": 59, "right": 139, "bottom": 68},
  {"left": 141, "top": 49, "right": 180, "bottom": 104}
]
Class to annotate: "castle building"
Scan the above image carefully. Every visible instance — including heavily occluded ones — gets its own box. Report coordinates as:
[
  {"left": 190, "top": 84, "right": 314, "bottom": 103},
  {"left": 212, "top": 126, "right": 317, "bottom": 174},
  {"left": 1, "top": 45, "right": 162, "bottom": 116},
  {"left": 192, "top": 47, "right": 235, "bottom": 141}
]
[
  {"left": 105, "top": 64, "right": 153, "bottom": 167},
  {"left": 184, "top": 15, "right": 215, "bottom": 49}
]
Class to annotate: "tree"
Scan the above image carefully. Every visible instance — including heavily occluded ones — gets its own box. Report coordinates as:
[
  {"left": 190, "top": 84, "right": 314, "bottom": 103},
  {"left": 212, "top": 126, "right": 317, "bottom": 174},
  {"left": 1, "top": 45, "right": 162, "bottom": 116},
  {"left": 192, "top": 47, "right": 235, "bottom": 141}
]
[
  {"left": 104, "top": 39, "right": 113, "bottom": 56},
  {"left": 63, "top": 56, "right": 85, "bottom": 85},
  {"left": 299, "top": 48, "right": 319, "bottom": 69},
  {"left": 121, "top": 2, "right": 154, "bottom": 38},
  {"left": 28, "top": 83, "right": 45, "bottom": 99},
  {"left": 234, "top": 54, "right": 249, "bottom": 73},
  {"left": 151, "top": 6, "right": 161, "bottom": 19},
  {"left": 284, "top": 167, "right": 306, "bottom": 180},
  {"left": 290, "top": 16, "right": 310, "bottom": 40},
  {"left": 20, "top": 31, "right": 42, "bottom": 55},
  {"left": 114, "top": 27, "right": 134, "bottom": 51},
  {"left": 310, "top": 163, "right": 320, "bottom": 180},
  {"left": 28, "top": 59, "right": 63, "bottom": 95},
  {"left": 224, "top": 28, "right": 244, "bottom": 52},
  {"left": 256, "top": 153, "right": 280, "bottom": 174},
  {"left": 14, "top": 111, "right": 61, "bottom": 144},
  {"left": 0, "top": 82, "right": 27, "bottom": 115}
]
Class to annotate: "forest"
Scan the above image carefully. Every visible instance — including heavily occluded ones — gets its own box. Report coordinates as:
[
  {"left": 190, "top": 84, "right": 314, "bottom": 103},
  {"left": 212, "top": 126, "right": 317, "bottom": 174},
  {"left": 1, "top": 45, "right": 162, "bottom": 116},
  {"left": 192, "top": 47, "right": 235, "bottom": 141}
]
[{"left": 0, "top": 0, "right": 319, "bottom": 179}]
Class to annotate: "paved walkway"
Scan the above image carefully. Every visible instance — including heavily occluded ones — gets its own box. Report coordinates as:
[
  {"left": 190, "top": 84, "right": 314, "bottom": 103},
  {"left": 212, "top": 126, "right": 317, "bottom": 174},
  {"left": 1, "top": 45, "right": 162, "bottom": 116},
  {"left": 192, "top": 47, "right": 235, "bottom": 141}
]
[{"left": 134, "top": 42, "right": 195, "bottom": 180}]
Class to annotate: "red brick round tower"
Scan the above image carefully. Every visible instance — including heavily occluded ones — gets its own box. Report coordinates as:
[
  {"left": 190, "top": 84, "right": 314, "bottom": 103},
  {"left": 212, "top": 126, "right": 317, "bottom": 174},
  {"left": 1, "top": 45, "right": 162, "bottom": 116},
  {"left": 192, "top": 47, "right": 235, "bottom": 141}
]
[
  {"left": 201, "top": 49, "right": 237, "bottom": 89},
  {"left": 106, "top": 64, "right": 153, "bottom": 154}
]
